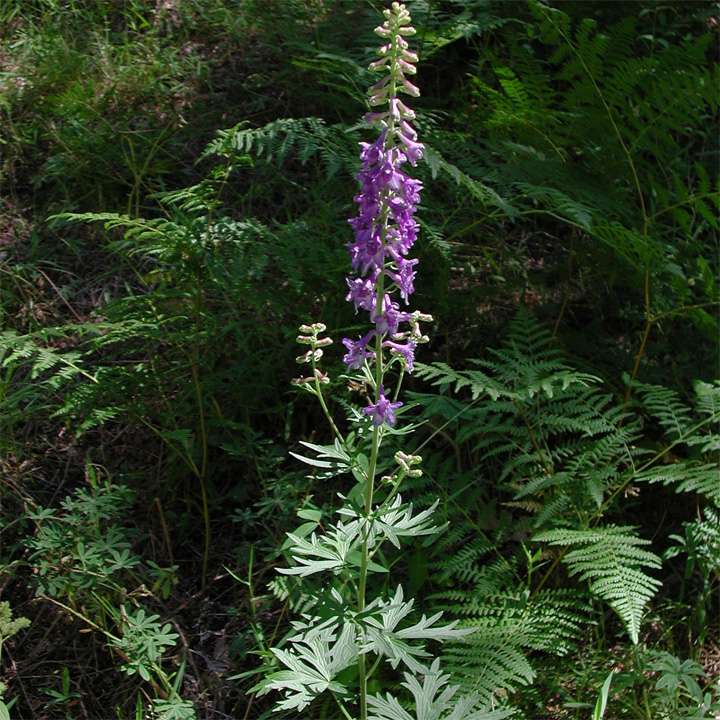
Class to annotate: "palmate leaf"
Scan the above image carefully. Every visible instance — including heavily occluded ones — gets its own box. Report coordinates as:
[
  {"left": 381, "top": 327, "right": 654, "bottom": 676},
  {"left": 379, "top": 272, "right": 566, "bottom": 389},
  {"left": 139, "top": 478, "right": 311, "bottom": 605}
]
[
  {"left": 338, "top": 496, "right": 445, "bottom": 549},
  {"left": 363, "top": 586, "right": 472, "bottom": 674},
  {"left": 278, "top": 521, "right": 361, "bottom": 577},
  {"left": 534, "top": 525, "right": 661, "bottom": 643},
  {"left": 375, "top": 498, "right": 446, "bottom": 548},
  {"left": 254, "top": 620, "right": 357, "bottom": 712},
  {"left": 280, "top": 494, "right": 446, "bottom": 578},
  {"left": 368, "top": 659, "right": 514, "bottom": 720},
  {"left": 289, "top": 438, "right": 354, "bottom": 478}
]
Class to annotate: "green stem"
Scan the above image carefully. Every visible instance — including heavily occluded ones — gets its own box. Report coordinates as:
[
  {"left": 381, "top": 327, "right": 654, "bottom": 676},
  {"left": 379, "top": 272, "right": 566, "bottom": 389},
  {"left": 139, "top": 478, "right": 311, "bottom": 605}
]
[
  {"left": 190, "top": 354, "right": 211, "bottom": 591},
  {"left": 358, "top": 294, "right": 384, "bottom": 719},
  {"left": 358, "top": 20, "right": 401, "bottom": 716},
  {"left": 311, "top": 356, "right": 344, "bottom": 442},
  {"left": 334, "top": 694, "right": 355, "bottom": 720}
]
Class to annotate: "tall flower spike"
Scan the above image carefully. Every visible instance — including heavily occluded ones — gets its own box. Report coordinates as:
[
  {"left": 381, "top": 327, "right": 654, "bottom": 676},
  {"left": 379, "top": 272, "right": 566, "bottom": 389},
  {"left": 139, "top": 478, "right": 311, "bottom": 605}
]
[{"left": 343, "top": 2, "right": 426, "bottom": 420}]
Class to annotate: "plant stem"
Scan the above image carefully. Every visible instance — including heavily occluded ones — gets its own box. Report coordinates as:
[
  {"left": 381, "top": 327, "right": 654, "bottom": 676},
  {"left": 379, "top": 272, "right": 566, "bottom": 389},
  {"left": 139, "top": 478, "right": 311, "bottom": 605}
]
[
  {"left": 190, "top": 274, "right": 211, "bottom": 590},
  {"left": 624, "top": 269, "right": 652, "bottom": 404},
  {"left": 357, "top": 18, "right": 401, "bottom": 715},
  {"left": 357, "top": 300, "right": 384, "bottom": 720},
  {"left": 190, "top": 355, "right": 211, "bottom": 590},
  {"left": 312, "top": 356, "right": 343, "bottom": 441}
]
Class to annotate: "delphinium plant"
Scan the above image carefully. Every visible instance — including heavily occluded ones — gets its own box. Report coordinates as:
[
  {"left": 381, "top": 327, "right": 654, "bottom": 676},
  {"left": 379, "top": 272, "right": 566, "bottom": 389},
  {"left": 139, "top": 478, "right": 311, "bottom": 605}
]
[{"left": 255, "top": 5, "right": 511, "bottom": 719}]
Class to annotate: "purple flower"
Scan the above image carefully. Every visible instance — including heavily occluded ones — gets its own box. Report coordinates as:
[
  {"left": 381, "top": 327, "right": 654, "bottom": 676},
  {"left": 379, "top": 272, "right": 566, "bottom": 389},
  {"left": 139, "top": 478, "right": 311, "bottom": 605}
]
[
  {"left": 341, "top": 2, "right": 428, "bottom": 376},
  {"left": 372, "top": 295, "right": 410, "bottom": 336},
  {"left": 342, "top": 333, "right": 375, "bottom": 370},
  {"left": 384, "top": 339, "right": 416, "bottom": 372},
  {"left": 387, "top": 256, "right": 418, "bottom": 303},
  {"left": 399, "top": 132, "right": 423, "bottom": 165},
  {"left": 362, "top": 386, "right": 403, "bottom": 426},
  {"left": 346, "top": 274, "right": 377, "bottom": 312}
]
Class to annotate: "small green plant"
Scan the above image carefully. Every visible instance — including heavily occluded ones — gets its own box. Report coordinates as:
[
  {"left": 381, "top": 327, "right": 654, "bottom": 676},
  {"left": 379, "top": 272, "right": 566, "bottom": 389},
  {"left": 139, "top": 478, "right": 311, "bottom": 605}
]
[
  {"left": 591, "top": 672, "right": 613, "bottom": 720},
  {"left": 41, "top": 666, "right": 81, "bottom": 719},
  {"left": 112, "top": 607, "right": 179, "bottom": 682},
  {"left": 665, "top": 507, "right": 720, "bottom": 645},
  {"left": 0, "top": 602, "right": 30, "bottom": 720},
  {"left": 647, "top": 652, "right": 720, "bottom": 720},
  {"left": 24, "top": 467, "right": 195, "bottom": 717},
  {"left": 27, "top": 471, "right": 139, "bottom": 600}
]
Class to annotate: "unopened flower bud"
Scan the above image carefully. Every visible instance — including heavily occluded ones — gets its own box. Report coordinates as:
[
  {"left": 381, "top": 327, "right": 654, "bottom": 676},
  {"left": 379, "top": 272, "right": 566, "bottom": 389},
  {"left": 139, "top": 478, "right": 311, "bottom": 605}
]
[
  {"left": 315, "top": 337, "right": 333, "bottom": 347},
  {"left": 364, "top": 110, "right": 389, "bottom": 124},
  {"left": 296, "top": 349, "right": 323, "bottom": 364},
  {"left": 291, "top": 376, "right": 314, "bottom": 385},
  {"left": 400, "top": 120, "right": 417, "bottom": 138},
  {"left": 296, "top": 335, "right": 314, "bottom": 345},
  {"left": 369, "top": 58, "right": 390, "bottom": 72},
  {"left": 314, "top": 369, "right": 330, "bottom": 384},
  {"left": 299, "top": 324, "right": 314, "bottom": 334},
  {"left": 401, "top": 78, "right": 420, "bottom": 97},
  {"left": 413, "top": 311, "right": 434, "bottom": 323},
  {"left": 394, "top": 450, "right": 422, "bottom": 473}
]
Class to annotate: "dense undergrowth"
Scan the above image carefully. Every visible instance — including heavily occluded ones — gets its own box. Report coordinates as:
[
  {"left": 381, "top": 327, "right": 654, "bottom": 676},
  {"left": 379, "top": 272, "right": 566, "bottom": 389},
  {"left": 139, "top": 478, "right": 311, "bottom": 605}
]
[{"left": 0, "top": 1, "right": 718, "bottom": 718}]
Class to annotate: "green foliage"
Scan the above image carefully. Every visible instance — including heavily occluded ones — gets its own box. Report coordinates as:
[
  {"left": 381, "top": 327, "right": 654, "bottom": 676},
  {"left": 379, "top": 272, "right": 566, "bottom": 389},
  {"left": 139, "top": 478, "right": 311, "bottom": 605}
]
[
  {"left": 112, "top": 607, "right": 179, "bottom": 682},
  {"left": 367, "top": 659, "right": 515, "bottom": 720},
  {"left": 0, "top": 602, "right": 30, "bottom": 648},
  {"left": 0, "top": 0, "right": 717, "bottom": 717},
  {"left": 533, "top": 526, "right": 661, "bottom": 644},
  {"left": 205, "top": 117, "right": 359, "bottom": 179},
  {"left": 27, "top": 477, "right": 138, "bottom": 598},
  {"left": 646, "top": 651, "right": 720, "bottom": 720},
  {"left": 413, "top": 309, "right": 718, "bottom": 709},
  {"left": 592, "top": 672, "right": 613, "bottom": 720}
]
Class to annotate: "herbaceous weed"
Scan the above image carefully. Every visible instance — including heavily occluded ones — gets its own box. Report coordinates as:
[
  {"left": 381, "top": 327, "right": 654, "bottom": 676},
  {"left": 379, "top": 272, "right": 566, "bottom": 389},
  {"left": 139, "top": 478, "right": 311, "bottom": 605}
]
[{"left": 254, "top": 5, "right": 512, "bottom": 720}]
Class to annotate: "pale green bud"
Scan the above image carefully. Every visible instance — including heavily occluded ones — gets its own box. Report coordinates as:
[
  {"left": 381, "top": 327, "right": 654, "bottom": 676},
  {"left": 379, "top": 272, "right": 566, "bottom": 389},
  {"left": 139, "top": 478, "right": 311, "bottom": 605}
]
[
  {"left": 296, "top": 349, "right": 323, "bottom": 364},
  {"left": 291, "top": 375, "right": 314, "bottom": 385},
  {"left": 314, "top": 369, "right": 330, "bottom": 384}
]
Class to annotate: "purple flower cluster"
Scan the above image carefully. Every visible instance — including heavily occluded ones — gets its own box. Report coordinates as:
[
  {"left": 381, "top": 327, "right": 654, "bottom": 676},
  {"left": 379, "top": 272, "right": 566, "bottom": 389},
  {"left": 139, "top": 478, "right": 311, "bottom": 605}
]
[
  {"left": 342, "top": 3, "right": 426, "bottom": 427},
  {"left": 362, "top": 385, "right": 402, "bottom": 427}
]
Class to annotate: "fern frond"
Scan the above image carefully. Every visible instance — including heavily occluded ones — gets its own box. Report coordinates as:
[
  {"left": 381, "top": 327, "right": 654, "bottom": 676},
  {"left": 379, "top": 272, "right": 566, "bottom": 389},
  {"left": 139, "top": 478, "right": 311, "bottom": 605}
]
[
  {"left": 635, "top": 463, "right": 720, "bottom": 506},
  {"left": 534, "top": 525, "right": 661, "bottom": 643}
]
